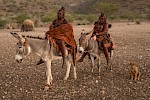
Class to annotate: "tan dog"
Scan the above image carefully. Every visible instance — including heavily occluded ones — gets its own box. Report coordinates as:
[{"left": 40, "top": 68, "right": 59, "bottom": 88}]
[{"left": 130, "top": 62, "right": 140, "bottom": 80}]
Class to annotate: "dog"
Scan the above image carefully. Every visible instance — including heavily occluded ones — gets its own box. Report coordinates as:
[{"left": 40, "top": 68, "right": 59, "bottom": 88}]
[{"left": 130, "top": 62, "right": 140, "bottom": 81}]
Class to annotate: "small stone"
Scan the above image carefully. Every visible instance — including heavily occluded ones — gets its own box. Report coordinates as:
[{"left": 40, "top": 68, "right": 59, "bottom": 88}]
[
  {"left": 2, "top": 96, "right": 5, "bottom": 99},
  {"left": 96, "top": 80, "right": 98, "bottom": 83}
]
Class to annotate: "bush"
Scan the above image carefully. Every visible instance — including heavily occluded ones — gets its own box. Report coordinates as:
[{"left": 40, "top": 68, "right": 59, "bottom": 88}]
[
  {"left": 146, "top": 13, "right": 150, "bottom": 20},
  {"left": 16, "top": 14, "right": 30, "bottom": 24},
  {"left": 41, "top": 13, "right": 56, "bottom": 22},
  {"left": 66, "top": 14, "right": 74, "bottom": 23},
  {"left": 85, "top": 14, "right": 97, "bottom": 23},
  {"left": 77, "top": 20, "right": 90, "bottom": 25},
  {"left": 109, "top": 14, "right": 119, "bottom": 20},
  {"left": 135, "top": 20, "right": 141, "bottom": 25},
  {"left": 119, "top": 12, "right": 140, "bottom": 20},
  {"left": 41, "top": 17, "right": 51, "bottom": 22},
  {"left": 0, "top": 19, "right": 7, "bottom": 28},
  {"left": 74, "top": 14, "right": 86, "bottom": 21},
  {"left": 92, "top": 2, "right": 119, "bottom": 16},
  {"left": 74, "top": 14, "right": 97, "bottom": 24}
]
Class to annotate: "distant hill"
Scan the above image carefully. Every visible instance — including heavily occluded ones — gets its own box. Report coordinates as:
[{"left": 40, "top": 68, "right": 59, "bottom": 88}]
[
  {"left": 0, "top": 0, "right": 149, "bottom": 28},
  {"left": 0, "top": 0, "right": 149, "bottom": 17},
  {"left": 73, "top": 0, "right": 150, "bottom": 19}
]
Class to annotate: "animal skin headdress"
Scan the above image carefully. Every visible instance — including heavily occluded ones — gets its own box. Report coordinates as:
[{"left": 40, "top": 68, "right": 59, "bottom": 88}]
[
  {"left": 99, "top": 12, "right": 106, "bottom": 23},
  {"left": 58, "top": 7, "right": 65, "bottom": 16}
]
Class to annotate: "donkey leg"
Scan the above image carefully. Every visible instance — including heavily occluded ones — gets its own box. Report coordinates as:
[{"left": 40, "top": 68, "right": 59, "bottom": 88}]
[
  {"left": 64, "top": 58, "right": 71, "bottom": 80},
  {"left": 110, "top": 50, "right": 114, "bottom": 60},
  {"left": 90, "top": 56, "right": 95, "bottom": 73},
  {"left": 97, "top": 58, "right": 101, "bottom": 74},
  {"left": 73, "top": 64, "right": 77, "bottom": 80},
  {"left": 109, "top": 50, "right": 114, "bottom": 71},
  {"left": 104, "top": 47, "right": 110, "bottom": 70},
  {"left": 44, "top": 59, "right": 53, "bottom": 91}
]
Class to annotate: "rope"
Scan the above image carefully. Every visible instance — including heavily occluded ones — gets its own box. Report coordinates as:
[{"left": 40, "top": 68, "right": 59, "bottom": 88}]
[{"left": 86, "top": 29, "right": 94, "bottom": 35}]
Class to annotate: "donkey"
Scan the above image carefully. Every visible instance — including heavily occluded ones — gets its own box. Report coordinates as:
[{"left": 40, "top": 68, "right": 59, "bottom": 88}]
[
  {"left": 10, "top": 32, "right": 77, "bottom": 91},
  {"left": 78, "top": 30, "right": 113, "bottom": 73}
]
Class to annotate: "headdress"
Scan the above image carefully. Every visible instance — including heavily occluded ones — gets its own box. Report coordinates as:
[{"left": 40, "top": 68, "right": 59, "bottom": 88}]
[
  {"left": 58, "top": 7, "right": 65, "bottom": 16},
  {"left": 98, "top": 12, "right": 106, "bottom": 24}
]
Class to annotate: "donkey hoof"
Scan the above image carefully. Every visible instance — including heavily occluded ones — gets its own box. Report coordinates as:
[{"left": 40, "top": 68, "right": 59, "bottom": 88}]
[
  {"left": 43, "top": 87, "right": 49, "bottom": 91},
  {"left": 74, "top": 76, "right": 77, "bottom": 80},
  {"left": 63, "top": 77, "right": 68, "bottom": 80},
  {"left": 110, "top": 68, "right": 112, "bottom": 71},
  {"left": 43, "top": 84, "right": 51, "bottom": 91}
]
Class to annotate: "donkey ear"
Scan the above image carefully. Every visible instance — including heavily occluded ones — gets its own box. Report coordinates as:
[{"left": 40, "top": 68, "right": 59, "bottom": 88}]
[
  {"left": 81, "top": 29, "right": 85, "bottom": 35},
  {"left": 10, "top": 32, "right": 23, "bottom": 40}
]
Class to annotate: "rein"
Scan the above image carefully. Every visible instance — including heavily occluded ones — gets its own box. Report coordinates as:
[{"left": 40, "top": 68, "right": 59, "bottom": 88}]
[{"left": 87, "top": 29, "right": 94, "bottom": 34}]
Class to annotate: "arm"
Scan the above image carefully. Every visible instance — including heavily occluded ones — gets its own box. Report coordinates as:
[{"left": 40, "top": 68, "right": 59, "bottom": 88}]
[
  {"left": 91, "top": 31, "right": 96, "bottom": 37},
  {"left": 91, "top": 22, "right": 99, "bottom": 37},
  {"left": 96, "top": 23, "right": 108, "bottom": 36}
]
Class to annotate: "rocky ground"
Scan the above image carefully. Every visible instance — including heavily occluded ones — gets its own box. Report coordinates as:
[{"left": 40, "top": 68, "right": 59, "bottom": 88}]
[{"left": 0, "top": 22, "right": 150, "bottom": 100}]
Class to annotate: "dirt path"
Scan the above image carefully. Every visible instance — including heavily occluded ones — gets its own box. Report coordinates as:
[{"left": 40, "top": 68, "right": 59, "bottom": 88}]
[{"left": 0, "top": 22, "right": 150, "bottom": 100}]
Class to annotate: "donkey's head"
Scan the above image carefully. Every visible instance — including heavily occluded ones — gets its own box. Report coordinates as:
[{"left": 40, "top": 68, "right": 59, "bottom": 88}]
[
  {"left": 78, "top": 29, "right": 90, "bottom": 53},
  {"left": 10, "top": 32, "right": 31, "bottom": 63}
]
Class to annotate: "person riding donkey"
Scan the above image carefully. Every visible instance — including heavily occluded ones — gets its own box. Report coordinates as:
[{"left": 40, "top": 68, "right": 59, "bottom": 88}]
[
  {"left": 78, "top": 12, "right": 115, "bottom": 64},
  {"left": 37, "top": 7, "right": 76, "bottom": 68}
]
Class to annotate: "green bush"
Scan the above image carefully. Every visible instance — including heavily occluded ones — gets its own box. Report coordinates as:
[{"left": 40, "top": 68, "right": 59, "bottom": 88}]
[
  {"left": 85, "top": 14, "right": 97, "bottom": 23},
  {"left": 66, "top": 14, "right": 74, "bottom": 23},
  {"left": 109, "top": 14, "right": 119, "bottom": 20},
  {"left": 135, "top": 20, "right": 141, "bottom": 25},
  {"left": 146, "top": 13, "right": 150, "bottom": 20},
  {"left": 0, "top": 19, "right": 7, "bottom": 28},
  {"left": 16, "top": 14, "right": 30, "bottom": 24},
  {"left": 73, "top": 14, "right": 97, "bottom": 24},
  {"left": 41, "top": 13, "right": 56, "bottom": 22},
  {"left": 74, "top": 14, "right": 86, "bottom": 21},
  {"left": 41, "top": 17, "right": 51, "bottom": 22},
  {"left": 119, "top": 12, "right": 140, "bottom": 20},
  {"left": 92, "top": 2, "right": 119, "bottom": 16}
]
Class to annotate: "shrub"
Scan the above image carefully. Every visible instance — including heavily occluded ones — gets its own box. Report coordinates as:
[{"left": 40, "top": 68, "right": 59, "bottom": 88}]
[
  {"left": 119, "top": 12, "right": 140, "bottom": 20},
  {"left": 76, "top": 19, "right": 90, "bottom": 25},
  {"left": 16, "top": 14, "right": 30, "bottom": 24},
  {"left": 41, "top": 13, "right": 56, "bottom": 22},
  {"left": 0, "top": 19, "right": 7, "bottom": 28},
  {"left": 109, "top": 14, "right": 119, "bottom": 20},
  {"left": 92, "top": 2, "right": 119, "bottom": 16},
  {"left": 41, "top": 17, "right": 51, "bottom": 22},
  {"left": 74, "top": 14, "right": 86, "bottom": 21},
  {"left": 135, "top": 20, "right": 141, "bottom": 25},
  {"left": 146, "top": 13, "right": 150, "bottom": 20},
  {"left": 85, "top": 14, "right": 97, "bottom": 23},
  {"left": 73, "top": 14, "right": 97, "bottom": 24},
  {"left": 66, "top": 14, "right": 74, "bottom": 23}
]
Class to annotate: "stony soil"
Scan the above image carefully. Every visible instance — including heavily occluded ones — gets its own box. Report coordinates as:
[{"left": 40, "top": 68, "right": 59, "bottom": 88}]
[{"left": 0, "top": 22, "right": 150, "bottom": 100}]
